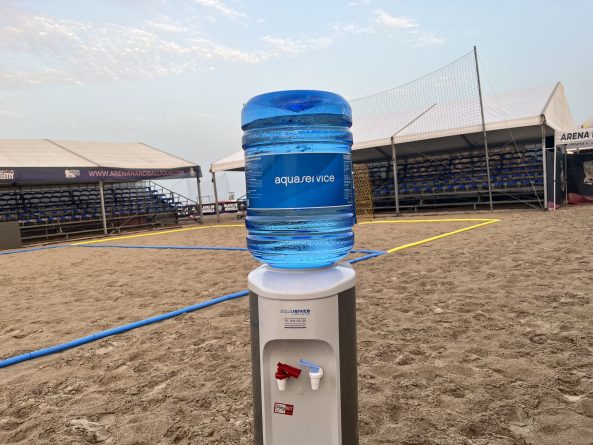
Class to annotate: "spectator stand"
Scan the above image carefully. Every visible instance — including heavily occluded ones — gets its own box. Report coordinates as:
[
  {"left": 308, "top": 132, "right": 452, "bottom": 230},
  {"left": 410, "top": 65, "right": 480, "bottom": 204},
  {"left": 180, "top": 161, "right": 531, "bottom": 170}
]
[{"left": 0, "top": 139, "right": 202, "bottom": 244}]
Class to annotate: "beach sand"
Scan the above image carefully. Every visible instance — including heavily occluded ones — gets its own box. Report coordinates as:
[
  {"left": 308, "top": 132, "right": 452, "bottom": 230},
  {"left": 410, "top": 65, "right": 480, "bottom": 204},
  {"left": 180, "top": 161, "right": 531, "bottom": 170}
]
[{"left": 1, "top": 207, "right": 593, "bottom": 444}]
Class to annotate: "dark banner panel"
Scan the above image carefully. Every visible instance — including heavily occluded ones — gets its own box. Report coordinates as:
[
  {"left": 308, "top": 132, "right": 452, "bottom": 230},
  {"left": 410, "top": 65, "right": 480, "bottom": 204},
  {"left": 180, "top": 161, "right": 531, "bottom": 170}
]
[
  {"left": 0, "top": 166, "right": 198, "bottom": 185},
  {"left": 545, "top": 149, "right": 567, "bottom": 209},
  {"left": 201, "top": 200, "right": 247, "bottom": 215},
  {"left": 567, "top": 153, "right": 593, "bottom": 204},
  {"left": 0, "top": 221, "right": 21, "bottom": 250}
]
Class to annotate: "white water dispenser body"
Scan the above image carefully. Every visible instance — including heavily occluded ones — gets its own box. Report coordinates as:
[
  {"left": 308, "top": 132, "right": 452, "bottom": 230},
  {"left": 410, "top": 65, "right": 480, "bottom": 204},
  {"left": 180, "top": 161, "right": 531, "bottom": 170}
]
[{"left": 249, "top": 263, "right": 358, "bottom": 445}]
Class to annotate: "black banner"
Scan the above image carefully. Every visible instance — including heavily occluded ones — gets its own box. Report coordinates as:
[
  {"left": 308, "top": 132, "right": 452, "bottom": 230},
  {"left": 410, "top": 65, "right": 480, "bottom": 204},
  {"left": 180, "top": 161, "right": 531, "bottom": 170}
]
[
  {"left": 0, "top": 166, "right": 198, "bottom": 185},
  {"left": 545, "top": 149, "right": 567, "bottom": 209},
  {"left": 567, "top": 153, "right": 593, "bottom": 204},
  {"left": 202, "top": 200, "right": 247, "bottom": 215}
]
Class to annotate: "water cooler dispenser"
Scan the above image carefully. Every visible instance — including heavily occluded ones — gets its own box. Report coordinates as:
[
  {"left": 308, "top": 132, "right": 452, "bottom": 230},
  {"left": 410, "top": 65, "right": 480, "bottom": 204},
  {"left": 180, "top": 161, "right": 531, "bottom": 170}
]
[{"left": 242, "top": 90, "right": 359, "bottom": 444}]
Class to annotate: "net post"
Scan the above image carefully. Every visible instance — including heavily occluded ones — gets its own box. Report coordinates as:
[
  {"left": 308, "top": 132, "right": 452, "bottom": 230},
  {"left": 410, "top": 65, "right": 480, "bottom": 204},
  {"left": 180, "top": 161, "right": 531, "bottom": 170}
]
[
  {"left": 195, "top": 167, "right": 204, "bottom": 223},
  {"left": 390, "top": 137, "right": 400, "bottom": 215},
  {"left": 474, "top": 46, "right": 493, "bottom": 212},
  {"left": 211, "top": 170, "right": 221, "bottom": 222},
  {"left": 553, "top": 143, "right": 558, "bottom": 211},
  {"left": 541, "top": 117, "right": 548, "bottom": 210}
]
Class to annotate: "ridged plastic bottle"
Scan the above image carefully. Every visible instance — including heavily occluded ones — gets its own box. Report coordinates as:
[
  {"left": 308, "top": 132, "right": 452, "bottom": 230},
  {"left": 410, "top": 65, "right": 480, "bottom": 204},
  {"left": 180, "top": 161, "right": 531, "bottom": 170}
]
[{"left": 242, "top": 90, "right": 354, "bottom": 269}]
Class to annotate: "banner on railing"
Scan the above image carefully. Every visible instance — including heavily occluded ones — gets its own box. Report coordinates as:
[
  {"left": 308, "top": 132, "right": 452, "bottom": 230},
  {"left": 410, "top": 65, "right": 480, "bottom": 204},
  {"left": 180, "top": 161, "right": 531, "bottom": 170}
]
[
  {"left": 201, "top": 200, "right": 247, "bottom": 215},
  {"left": 0, "top": 167, "right": 198, "bottom": 185}
]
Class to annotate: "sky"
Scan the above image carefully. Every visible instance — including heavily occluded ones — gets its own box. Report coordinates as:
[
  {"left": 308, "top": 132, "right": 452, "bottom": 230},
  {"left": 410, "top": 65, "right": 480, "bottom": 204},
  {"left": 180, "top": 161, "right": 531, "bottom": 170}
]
[{"left": 0, "top": 0, "right": 592, "bottom": 201}]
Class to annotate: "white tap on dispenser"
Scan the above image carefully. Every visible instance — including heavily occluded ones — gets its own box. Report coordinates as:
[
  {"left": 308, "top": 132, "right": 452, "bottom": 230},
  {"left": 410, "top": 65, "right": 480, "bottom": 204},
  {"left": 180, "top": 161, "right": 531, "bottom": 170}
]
[{"left": 299, "top": 359, "right": 324, "bottom": 391}]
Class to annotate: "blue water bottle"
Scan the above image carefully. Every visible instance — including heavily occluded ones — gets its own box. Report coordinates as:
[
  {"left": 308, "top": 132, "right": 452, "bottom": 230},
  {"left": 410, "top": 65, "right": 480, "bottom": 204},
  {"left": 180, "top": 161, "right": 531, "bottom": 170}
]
[{"left": 242, "top": 90, "right": 354, "bottom": 269}]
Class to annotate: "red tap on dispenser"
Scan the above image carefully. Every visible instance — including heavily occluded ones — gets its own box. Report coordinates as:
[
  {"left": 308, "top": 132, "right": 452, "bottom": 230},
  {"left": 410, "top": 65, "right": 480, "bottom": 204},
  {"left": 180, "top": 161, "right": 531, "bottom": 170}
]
[{"left": 276, "top": 362, "right": 302, "bottom": 379}]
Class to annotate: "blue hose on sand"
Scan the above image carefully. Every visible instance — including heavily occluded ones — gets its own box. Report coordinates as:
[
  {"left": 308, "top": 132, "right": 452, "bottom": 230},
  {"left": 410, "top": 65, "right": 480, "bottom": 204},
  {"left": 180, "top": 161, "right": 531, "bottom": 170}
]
[
  {"left": 0, "top": 249, "right": 386, "bottom": 370},
  {"left": 0, "top": 245, "right": 69, "bottom": 256},
  {"left": 0, "top": 290, "right": 248, "bottom": 369}
]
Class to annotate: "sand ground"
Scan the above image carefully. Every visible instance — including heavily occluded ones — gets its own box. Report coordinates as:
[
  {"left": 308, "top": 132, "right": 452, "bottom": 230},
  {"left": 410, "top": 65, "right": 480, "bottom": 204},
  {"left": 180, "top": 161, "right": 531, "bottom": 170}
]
[{"left": 1, "top": 207, "right": 593, "bottom": 444}]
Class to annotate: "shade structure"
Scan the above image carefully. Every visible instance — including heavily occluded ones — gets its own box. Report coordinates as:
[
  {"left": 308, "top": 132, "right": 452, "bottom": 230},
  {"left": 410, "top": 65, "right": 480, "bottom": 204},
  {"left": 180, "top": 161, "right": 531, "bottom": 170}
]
[
  {"left": 210, "top": 150, "right": 245, "bottom": 173},
  {"left": 0, "top": 139, "right": 200, "bottom": 185},
  {"left": 209, "top": 82, "right": 575, "bottom": 172}
]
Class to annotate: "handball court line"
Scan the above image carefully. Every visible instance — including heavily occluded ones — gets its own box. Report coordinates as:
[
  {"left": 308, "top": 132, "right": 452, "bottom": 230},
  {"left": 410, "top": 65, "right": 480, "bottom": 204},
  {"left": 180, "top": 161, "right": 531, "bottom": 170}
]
[
  {"left": 72, "top": 218, "right": 499, "bottom": 251},
  {"left": 359, "top": 218, "right": 500, "bottom": 253},
  {"left": 0, "top": 218, "right": 498, "bottom": 369},
  {"left": 71, "top": 223, "right": 244, "bottom": 245}
]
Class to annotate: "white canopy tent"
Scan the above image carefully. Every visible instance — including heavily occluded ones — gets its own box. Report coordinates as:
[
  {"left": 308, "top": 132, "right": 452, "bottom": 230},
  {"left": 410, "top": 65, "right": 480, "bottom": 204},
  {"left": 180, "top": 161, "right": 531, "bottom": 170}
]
[
  {"left": 210, "top": 150, "right": 245, "bottom": 173},
  {"left": 0, "top": 139, "right": 198, "bottom": 170},
  {"left": 0, "top": 139, "right": 204, "bottom": 232},
  {"left": 209, "top": 82, "right": 575, "bottom": 212},
  {"left": 211, "top": 82, "right": 574, "bottom": 170}
]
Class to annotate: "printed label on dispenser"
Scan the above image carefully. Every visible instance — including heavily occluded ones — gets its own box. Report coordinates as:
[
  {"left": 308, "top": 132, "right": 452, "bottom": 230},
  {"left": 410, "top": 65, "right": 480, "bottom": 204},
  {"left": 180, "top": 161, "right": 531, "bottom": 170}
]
[
  {"left": 245, "top": 153, "right": 353, "bottom": 209},
  {"left": 282, "top": 317, "right": 307, "bottom": 329},
  {"left": 280, "top": 308, "right": 310, "bottom": 329},
  {"left": 273, "top": 402, "right": 294, "bottom": 416}
]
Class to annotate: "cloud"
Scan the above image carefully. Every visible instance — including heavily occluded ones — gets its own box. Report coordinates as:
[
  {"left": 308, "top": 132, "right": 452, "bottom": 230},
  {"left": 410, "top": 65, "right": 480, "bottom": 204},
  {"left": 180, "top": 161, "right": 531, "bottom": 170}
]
[
  {"left": 371, "top": 9, "right": 444, "bottom": 46},
  {"left": 145, "top": 20, "right": 188, "bottom": 33},
  {"left": 260, "top": 22, "right": 376, "bottom": 57},
  {"left": 0, "top": 5, "right": 265, "bottom": 87},
  {"left": 332, "top": 23, "right": 375, "bottom": 35},
  {"left": 261, "top": 36, "right": 304, "bottom": 55},
  {"left": 194, "top": 0, "right": 245, "bottom": 21},
  {"left": 408, "top": 31, "right": 445, "bottom": 47},
  {"left": 261, "top": 35, "right": 335, "bottom": 56},
  {"left": 0, "top": 3, "right": 445, "bottom": 89},
  {"left": 374, "top": 10, "right": 417, "bottom": 29},
  {"left": 0, "top": 109, "right": 23, "bottom": 118}
]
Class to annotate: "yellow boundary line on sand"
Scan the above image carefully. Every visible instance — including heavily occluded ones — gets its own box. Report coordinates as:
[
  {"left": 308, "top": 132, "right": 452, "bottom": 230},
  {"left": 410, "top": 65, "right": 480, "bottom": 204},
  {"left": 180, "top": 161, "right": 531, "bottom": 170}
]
[
  {"left": 359, "top": 218, "right": 500, "bottom": 253},
  {"left": 360, "top": 218, "right": 497, "bottom": 224},
  {"left": 71, "top": 224, "right": 244, "bottom": 245},
  {"left": 72, "top": 218, "right": 500, "bottom": 254}
]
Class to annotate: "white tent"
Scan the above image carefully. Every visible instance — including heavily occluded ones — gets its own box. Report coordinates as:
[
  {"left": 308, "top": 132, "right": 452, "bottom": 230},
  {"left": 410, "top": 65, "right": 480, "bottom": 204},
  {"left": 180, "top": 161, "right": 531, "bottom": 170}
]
[
  {"left": 210, "top": 82, "right": 574, "bottom": 172},
  {"left": 0, "top": 139, "right": 204, "bottom": 231},
  {"left": 0, "top": 139, "right": 196, "bottom": 170},
  {"left": 210, "top": 150, "right": 245, "bottom": 173}
]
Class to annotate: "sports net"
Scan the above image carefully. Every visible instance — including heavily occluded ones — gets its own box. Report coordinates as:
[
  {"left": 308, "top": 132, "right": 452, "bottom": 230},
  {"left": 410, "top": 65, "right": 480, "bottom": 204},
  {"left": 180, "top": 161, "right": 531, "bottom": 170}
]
[
  {"left": 350, "top": 50, "right": 482, "bottom": 147},
  {"left": 349, "top": 49, "right": 544, "bottom": 211}
]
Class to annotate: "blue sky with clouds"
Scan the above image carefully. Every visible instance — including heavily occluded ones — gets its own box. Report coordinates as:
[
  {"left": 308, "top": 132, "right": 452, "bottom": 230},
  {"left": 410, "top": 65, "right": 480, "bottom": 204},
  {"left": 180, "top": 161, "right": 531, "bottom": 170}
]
[{"left": 0, "top": 0, "right": 591, "bottom": 199}]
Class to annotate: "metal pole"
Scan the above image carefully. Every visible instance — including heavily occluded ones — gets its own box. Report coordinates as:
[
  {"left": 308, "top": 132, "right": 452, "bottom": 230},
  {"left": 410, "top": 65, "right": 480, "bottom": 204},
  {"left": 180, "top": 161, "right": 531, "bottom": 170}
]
[
  {"left": 541, "top": 119, "right": 548, "bottom": 210},
  {"left": 390, "top": 137, "right": 400, "bottom": 215},
  {"left": 474, "top": 46, "right": 493, "bottom": 212},
  {"left": 196, "top": 168, "right": 204, "bottom": 223},
  {"left": 211, "top": 170, "right": 221, "bottom": 223},
  {"left": 553, "top": 144, "right": 558, "bottom": 211},
  {"left": 564, "top": 147, "right": 568, "bottom": 205},
  {"left": 98, "top": 181, "right": 108, "bottom": 235}
]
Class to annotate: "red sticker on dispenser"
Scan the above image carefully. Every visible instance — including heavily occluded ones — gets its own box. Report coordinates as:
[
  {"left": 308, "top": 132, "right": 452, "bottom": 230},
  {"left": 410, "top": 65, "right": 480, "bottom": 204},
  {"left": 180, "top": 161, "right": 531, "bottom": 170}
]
[{"left": 273, "top": 402, "right": 294, "bottom": 416}]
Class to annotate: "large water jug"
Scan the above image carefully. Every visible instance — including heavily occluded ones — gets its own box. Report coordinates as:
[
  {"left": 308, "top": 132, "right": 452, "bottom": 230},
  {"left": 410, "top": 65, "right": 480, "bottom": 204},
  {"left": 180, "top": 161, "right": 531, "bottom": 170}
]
[{"left": 242, "top": 90, "right": 354, "bottom": 269}]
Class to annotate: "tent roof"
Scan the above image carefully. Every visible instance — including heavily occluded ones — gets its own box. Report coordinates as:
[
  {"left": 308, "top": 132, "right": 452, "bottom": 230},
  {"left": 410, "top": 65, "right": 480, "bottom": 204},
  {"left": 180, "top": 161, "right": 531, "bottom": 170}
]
[
  {"left": 0, "top": 139, "right": 196, "bottom": 169},
  {"left": 353, "top": 82, "right": 574, "bottom": 151},
  {"left": 210, "top": 149, "right": 245, "bottom": 173},
  {"left": 210, "top": 82, "right": 575, "bottom": 172}
]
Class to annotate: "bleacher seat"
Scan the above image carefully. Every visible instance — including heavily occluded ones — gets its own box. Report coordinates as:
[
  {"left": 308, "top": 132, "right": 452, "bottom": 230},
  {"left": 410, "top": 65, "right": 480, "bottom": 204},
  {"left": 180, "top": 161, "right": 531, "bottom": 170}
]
[
  {"left": 368, "top": 145, "right": 544, "bottom": 209},
  {"left": 0, "top": 184, "right": 180, "bottom": 228}
]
